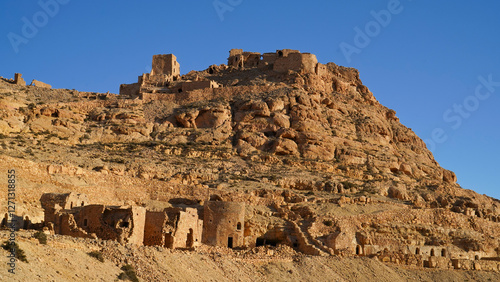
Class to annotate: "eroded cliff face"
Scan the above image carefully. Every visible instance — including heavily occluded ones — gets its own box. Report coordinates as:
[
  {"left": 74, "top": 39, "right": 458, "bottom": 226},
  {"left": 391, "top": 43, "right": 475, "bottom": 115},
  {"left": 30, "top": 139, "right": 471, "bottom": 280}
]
[{"left": 0, "top": 52, "right": 499, "bottom": 275}]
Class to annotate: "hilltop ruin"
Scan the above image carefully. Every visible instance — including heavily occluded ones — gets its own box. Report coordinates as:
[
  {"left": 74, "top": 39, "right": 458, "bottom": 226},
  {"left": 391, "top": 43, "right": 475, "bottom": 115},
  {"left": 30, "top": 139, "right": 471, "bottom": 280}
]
[
  {"left": 119, "top": 49, "right": 357, "bottom": 102},
  {"left": 1, "top": 48, "right": 499, "bottom": 278}
]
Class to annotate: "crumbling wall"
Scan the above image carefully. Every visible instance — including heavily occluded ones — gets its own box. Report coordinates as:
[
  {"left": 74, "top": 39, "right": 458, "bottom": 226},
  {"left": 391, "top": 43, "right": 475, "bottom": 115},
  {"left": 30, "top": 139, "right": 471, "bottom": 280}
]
[
  {"left": 119, "top": 82, "right": 140, "bottom": 98},
  {"left": 44, "top": 200, "right": 146, "bottom": 245},
  {"left": 56, "top": 212, "right": 93, "bottom": 239},
  {"left": 31, "top": 79, "right": 52, "bottom": 89},
  {"left": 261, "top": 53, "right": 278, "bottom": 67},
  {"left": 14, "top": 73, "right": 26, "bottom": 86},
  {"left": 144, "top": 211, "right": 168, "bottom": 246},
  {"left": 41, "top": 192, "right": 88, "bottom": 209},
  {"left": 203, "top": 201, "right": 245, "bottom": 248},
  {"left": 171, "top": 208, "right": 203, "bottom": 249},
  {"left": 181, "top": 80, "right": 220, "bottom": 92},
  {"left": 273, "top": 53, "right": 318, "bottom": 74},
  {"left": 227, "top": 49, "right": 261, "bottom": 69},
  {"left": 452, "top": 258, "right": 500, "bottom": 271},
  {"left": 277, "top": 49, "right": 300, "bottom": 57}
]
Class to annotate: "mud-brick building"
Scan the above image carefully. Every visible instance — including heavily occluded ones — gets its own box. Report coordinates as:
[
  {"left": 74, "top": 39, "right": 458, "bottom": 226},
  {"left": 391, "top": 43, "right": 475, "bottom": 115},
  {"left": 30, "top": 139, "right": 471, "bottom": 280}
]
[
  {"left": 40, "top": 192, "right": 89, "bottom": 223},
  {"left": 202, "top": 201, "right": 245, "bottom": 248},
  {"left": 144, "top": 207, "right": 203, "bottom": 248},
  {"left": 41, "top": 193, "right": 146, "bottom": 245}
]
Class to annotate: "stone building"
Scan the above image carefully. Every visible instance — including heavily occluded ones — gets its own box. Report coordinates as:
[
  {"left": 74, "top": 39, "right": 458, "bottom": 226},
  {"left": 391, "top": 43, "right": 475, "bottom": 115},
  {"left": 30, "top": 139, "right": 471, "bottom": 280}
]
[
  {"left": 40, "top": 192, "right": 89, "bottom": 223},
  {"left": 227, "top": 49, "right": 320, "bottom": 74},
  {"left": 227, "top": 49, "right": 261, "bottom": 69},
  {"left": 202, "top": 200, "right": 245, "bottom": 248},
  {"left": 144, "top": 207, "right": 203, "bottom": 249},
  {"left": 41, "top": 193, "right": 146, "bottom": 245},
  {"left": 151, "top": 54, "right": 180, "bottom": 77},
  {"left": 120, "top": 53, "right": 221, "bottom": 98}
]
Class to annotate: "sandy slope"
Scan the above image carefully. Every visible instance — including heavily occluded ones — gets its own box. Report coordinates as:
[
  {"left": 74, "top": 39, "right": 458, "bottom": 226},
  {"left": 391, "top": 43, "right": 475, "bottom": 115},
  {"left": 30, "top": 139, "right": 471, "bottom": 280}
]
[{"left": 1, "top": 230, "right": 499, "bottom": 282}]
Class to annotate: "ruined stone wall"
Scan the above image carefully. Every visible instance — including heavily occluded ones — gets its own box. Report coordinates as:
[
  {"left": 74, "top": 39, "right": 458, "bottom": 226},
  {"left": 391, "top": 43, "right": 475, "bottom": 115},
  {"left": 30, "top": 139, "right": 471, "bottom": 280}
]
[
  {"left": 273, "top": 53, "right": 318, "bottom": 74},
  {"left": 56, "top": 212, "right": 93, "bottom": 238},
  {"left": 14, "top": 73, "right": 25, "bottom": 86},
  {"left": 228, "top": 49, "right": 261, "bottom": 69},
  {"left": 144, "top": 211, "right": 167, "bottom": 246},
  {"left": 315, "top": 63, "right": 328, "bottom": 76},
  {"left": 261, "top": 53, "right": 278, "bottom": 66},
  {"left": 277, "top": 49, "right": 300, "bottom": 57},
  {"left": 75, "top": 205, "right": 106, "bottom": 236},
  {"left": 40, "top": 192, "right": 89, "bottom": 211},
  {"left": 181, "top": 80, "right": 220, "bottom": 93},
  {"left": 452, "top": 258, "right": 500, "bottom": 271},
  {"left": 119, "top": 82, "right": 140, "bottom": 98},
  {"left": 172, "top": 208, "right": 203, "bottom": 248},
  {"left": 31, "top": 79, "right": 52, "bottom": 89},
  {"left": 203, "top": 201, "right": 245, "bottom": 248},
  {"left": 129, "top": 206, "right": 146, "bottom": 245},
  {"left": 425, "top": 256, "right": 453, "bottom": 269},
  {"left": 53, "top": 204, "right": 146, "bottom": 245}
]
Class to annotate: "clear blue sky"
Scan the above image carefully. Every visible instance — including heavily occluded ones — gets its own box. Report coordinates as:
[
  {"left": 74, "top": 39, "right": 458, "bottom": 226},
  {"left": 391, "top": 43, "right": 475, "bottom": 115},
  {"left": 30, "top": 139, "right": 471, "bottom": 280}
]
[{"left": 1, "top": 0, "right": 499, "bottom": 199}]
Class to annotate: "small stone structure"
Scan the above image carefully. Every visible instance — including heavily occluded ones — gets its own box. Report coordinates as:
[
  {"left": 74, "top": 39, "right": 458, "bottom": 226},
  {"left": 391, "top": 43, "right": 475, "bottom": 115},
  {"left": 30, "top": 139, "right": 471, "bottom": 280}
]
[
  {"left": 120, "top": 54, "right": 221, "bottom": 98},
  {"left": 41, "top": 193, "right": 146, "bottom": 245},
  {"left": 40, "top": 192, "right": 89, "bottom": 224},
  {"left": 30, "top": 79, "right": 52, "bottom": 89},
  {"left": 41, "top": 193, "right": 209, "bottom": 248},
  {"left": 202, "top": 200, "right": 245, "bottom": 248},
  {"left": 144, "top": 207, "right": 203, "bottom": 248},
  {"left": 120, "top": 48, "right": 326, "bottom": 100},
  {"left": 151, "top": 54, "right": 180, "bottom": 77},
  {"left": 227, "top": 49, "right": 321, "bottom": 74},
  {"left": 14, "top": 73, "right": 26, "bottom": 86}
]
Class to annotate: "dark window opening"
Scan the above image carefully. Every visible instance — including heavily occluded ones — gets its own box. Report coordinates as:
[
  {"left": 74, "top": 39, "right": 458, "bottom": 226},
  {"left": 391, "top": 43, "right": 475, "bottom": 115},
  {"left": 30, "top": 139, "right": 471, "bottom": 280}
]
[
  {"left": 236, "top": 222, "right": 242, "bottom": 231},
  {"left": 186, "top": 228, "right": 194, "bottom": 248},
  {"left": 356, "top": 245, "right": 362, "bottom": 255},
  {"left": 441, "top": 249, "right": 446, "bottom": 257},
  {"left": 178, "top": 88, "right": 182, "bottom": 93},
  {"left": 70, "top": 202, "right": 73, "bottom": 209},
  {"left": 228, "top": 237, "right": 233, "bottom": 248},
  {"left": 23, "top": 216, "right": 30, "bottom": 229},
  {"left": 416, "top": 248, "right": 420, "bottom": 255},
  {"left": 475, "top": 255, "right": 479, "bottom": 260},
  {"left": 278, "top": 51, "right": 284, "bottom": 57},
  {"left": 430, "top": 249, "right": 435, "bottom": 257},
  {"left": 83, "top": 219, "right": 88, "bottom": 227},
  {"left": 256, "top": 238, "right": 279, "bottom": 247},
  {"left": 81, "top": 201, "right": 85, "bottom": 206},
  {"left": 120, "top": 221, "right": 130, "bottom": 228}
]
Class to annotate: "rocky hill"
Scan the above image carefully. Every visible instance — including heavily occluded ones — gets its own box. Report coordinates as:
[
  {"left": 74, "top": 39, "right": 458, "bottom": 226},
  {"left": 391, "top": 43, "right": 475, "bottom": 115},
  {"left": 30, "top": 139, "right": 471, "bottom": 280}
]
[{"left": 0, "top": 49, "right": 499, "bottom": 280}]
